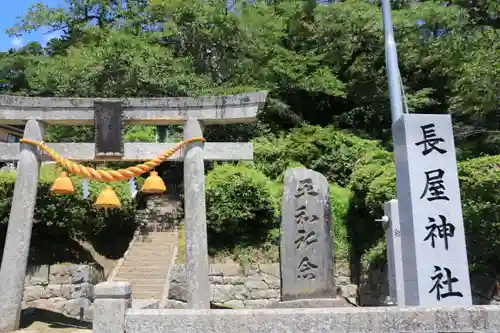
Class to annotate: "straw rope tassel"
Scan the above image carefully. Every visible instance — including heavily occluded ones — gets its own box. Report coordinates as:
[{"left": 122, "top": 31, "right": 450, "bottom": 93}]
[{"left": 20, "top": 137, "right": 206, "bottom": 181}]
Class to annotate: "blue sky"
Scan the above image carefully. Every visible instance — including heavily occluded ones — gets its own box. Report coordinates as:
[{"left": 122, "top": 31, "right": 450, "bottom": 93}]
[{"left": 0, "top": 0, "right": 64, "bottom": 51}]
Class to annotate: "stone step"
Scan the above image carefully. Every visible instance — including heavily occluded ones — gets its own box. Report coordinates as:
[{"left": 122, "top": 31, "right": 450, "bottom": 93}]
[
  {"left": 114, "top": 278, "right": 165, "bottom": 285},
  {"left": 125, "top": 252, "right": 171, "bottom": 256},
  {"left": 117, "top": 270, "right": 166, "bottom": 276},
  {"left": 118, "top": 272, "right": 166, "bottom": 278},
  {"left": 116, "top": 277, "right": 165, "bottom": 283},
  {"left": 132, "top": 299, "right": 159, "bottom": 309},
  {"left": 114, "top": 231, "right": 177, "bottom": 301},
  {"left": 131, "top": 241, "right": 174, "bottom": 245},
  {"left": 136, "top": 234, "right": 178, "bottom": 240},
  {"left": 124, "top": 254, "right": 172, "bottom": 260},
  {"left": 132, "top": 242, "right": 175, "bottom": 247},
  {"left": 127, "top": 249, "right": 174, "bottom": 255},
  {"left": 131, "top": 243, "right": 174, "bottom": 248},
  {"left": 118, "top": 268, "right": 166, "bottom": 274},
  {"left": 116, "top": 276, "right": 166, "bottom": 282},
  {"left": 121, "top": 260, "right": 168, "bottom": 266},
  {"left": 128, "top": 246, "right": 173, "bottom": 250},
  {"left": 137, "top": 240, "right": 177, "bottom": 244},
  {"left": 131, "top": 285, "right": 165, "bottom": 294},
  {"left": 125, "top": 254, "right": 171, "bottom": 259},
  {"left": 123, "top": 258, "right": 170, "bottom": 266},
  {"left": 125, "top": 254, "right": 172, "bottom": 260},
  {"left": 117, "top": 272, "right": 161, "bottom": 277},
  {"left": 134, "top": 238, "right": 176, "bottom": 242},
  {"left": 118, "top": 267, "right": 166, "bottom": 273},
  {"left": 133, "top": 292, "right": 162, "bottom": 299},
  {"left": 121, "top": 264, "right": 169, "bottom": 270}
]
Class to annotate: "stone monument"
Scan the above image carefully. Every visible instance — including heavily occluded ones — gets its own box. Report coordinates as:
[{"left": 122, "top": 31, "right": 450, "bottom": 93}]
[
  {"left": 393, "top": 114, "right": 472, "bottom": 307},
  {"left": 276, "top": 167, "right": 348, "bottom": 307},
  {"left": 0, "top": 92, "right": 267, "bottom": 332}
]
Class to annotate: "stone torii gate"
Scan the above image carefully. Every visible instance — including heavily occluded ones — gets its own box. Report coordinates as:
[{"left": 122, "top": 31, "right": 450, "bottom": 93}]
[{"left": 0, "top": 92, "right": 267, "bottom": 332}]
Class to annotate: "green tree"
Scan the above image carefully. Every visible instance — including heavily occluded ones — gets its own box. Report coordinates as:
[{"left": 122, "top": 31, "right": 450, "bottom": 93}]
[{"left": 5, "top": 0, "right": 497, "bottom": 154}]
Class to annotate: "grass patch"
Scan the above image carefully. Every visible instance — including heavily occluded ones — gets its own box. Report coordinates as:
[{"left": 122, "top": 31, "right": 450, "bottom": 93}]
[
  {"left": 176, "top": 224, "right": 186, "bottom": 264},
  {"left": 330, "top": 185, "right": 352, "bottom": 262}
]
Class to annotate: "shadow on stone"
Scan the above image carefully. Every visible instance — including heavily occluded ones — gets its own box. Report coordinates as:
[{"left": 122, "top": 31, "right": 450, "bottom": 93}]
[
  {"left": 20, "top": 308, "right": 92, "bottom": 330},
  {"left": 267, "top": 298, "right": 354, "bottom": 308},
  {"left": 210, "top": 302, "right": 235, "bottom": 309}
]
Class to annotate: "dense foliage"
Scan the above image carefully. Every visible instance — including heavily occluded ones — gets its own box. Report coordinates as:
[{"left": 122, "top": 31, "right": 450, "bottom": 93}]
[
  {"left": 0, "top": 0, "right": 497, "bottom": 153},
  {"left": 0, "top": 0, "right": 498, "bottom": 276},
  {"left": 0, "top": 165, "right": 142, "bottom": 264},
  {"left": 254, "top": 125, "right": 381, "bottom": 186}
]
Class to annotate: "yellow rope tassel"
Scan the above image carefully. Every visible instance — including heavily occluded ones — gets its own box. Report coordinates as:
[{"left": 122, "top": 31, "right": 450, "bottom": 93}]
[{"left": 20, "top": 137, "right": 206, "bottom": 182}]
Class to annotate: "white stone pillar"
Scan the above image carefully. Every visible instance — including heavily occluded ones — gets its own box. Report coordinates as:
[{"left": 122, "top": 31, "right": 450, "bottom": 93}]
[
  {"left": 93, "top": 282, "right": 131, "bottom": 333},
  {"left": 0, "top": 120, "right": 45, "bottom": 332},
  {"left": 183, "top": 118, "right": 210, "bottom": 309},
  {"left": 383, "top": 199, "right": 405, "bottom": 306},
  {"left": 394, "top": 114, "right": 472, "bottom": 307}
]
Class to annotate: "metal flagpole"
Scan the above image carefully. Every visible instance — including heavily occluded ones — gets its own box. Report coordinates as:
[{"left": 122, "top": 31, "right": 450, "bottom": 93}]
[{"left": 381, "top": 0, "right": 405, "bottom": 124}]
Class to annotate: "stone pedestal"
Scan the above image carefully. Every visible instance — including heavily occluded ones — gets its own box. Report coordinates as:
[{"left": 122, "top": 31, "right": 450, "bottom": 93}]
[
  {"left": 93, "top": 282, "right": 132, "bottom": 333},
  {"left": 268, "top": 298, "right": 353, "bottom": 308}
]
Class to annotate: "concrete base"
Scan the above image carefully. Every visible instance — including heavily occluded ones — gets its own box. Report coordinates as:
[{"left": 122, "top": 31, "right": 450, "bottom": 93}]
[
  {"left": 122, "top": 306, "right": 500, "bottom": 333},
  {"left": 268, "top": 298, "right": 353, "bottom": 308}
]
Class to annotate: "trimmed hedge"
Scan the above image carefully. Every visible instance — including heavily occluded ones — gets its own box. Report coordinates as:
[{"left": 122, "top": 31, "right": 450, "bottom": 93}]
[
  {"left": 458, "top": 155, "right": 500, "bottom": 275},
  {"left": 205, "top": 163, "right": 281, "bottom": 250}
]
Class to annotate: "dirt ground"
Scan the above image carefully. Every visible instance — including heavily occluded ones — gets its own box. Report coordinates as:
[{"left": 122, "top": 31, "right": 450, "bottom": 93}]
[{"left": 16, "top": 309, "right": 91, "bottom": 333}]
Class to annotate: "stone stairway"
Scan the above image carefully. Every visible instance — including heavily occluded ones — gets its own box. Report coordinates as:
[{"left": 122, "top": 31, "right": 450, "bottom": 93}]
[{"left": 114, "top": 231, "right": 178, "bottom": 300}]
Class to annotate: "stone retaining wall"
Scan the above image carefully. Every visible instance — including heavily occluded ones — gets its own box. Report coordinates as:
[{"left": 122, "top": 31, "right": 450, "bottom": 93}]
[
  {"left": 166, "top": 263, "right": 357, "bottom": 308},
  {"left": 22, "top": 264, "right": 103, "bottom": 320},
  {"left": 360, "top": 263, "right": 500, "bottom": 306}
]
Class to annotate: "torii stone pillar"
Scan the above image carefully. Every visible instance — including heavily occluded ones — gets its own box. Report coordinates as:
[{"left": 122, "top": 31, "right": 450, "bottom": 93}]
[
  {"left": 0, "top": 120, "right": 44, "bottom": 332},
  {"left": 183, "top": 118, "right": 210, "bottom": 308},
  {"left": 0, "top": 92, "right": 267, "bottom": 330}
]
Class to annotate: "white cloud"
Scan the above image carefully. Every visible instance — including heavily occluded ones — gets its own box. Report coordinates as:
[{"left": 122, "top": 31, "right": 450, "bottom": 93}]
[
  {"left": 44, "top": 31, "right": 62, "bottom": 45},
  {"left": 11, "top": 37, "right": 23, "bottom": 49}
]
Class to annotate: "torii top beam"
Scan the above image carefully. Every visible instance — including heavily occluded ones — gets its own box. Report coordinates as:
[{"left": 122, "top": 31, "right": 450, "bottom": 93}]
[{"left": 0, "top": 92, "right": 267, "bottom": 125}]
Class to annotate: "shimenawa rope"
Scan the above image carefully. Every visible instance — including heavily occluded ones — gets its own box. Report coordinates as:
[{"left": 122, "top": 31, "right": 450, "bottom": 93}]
[{"left": 20, "top": 137, "right": 206, "bottom": 182}]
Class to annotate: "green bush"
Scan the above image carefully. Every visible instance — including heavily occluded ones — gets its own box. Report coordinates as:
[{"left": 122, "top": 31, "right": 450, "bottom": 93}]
[
  {"left": 345, "top": 149, "right": 394, "bottom": 275},
  {"left": 458, "top": 155, "right": 500, "bottom": 275},
  {"left": 254, "top": 125, "right": 381, "bottom": 186},
  {"left": 203, "top": 160, "right": 353, "bottom": 264},
  {"left": 205, "top": 163, "right": 280, "bottom": 251},
  {"left": 0, "top": 164, "right": 142, "bottom": 264},
  {"left": 361, "top": 237, "right": 387, "bottom": 272}
]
